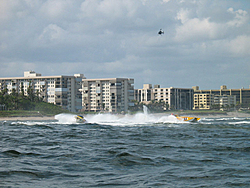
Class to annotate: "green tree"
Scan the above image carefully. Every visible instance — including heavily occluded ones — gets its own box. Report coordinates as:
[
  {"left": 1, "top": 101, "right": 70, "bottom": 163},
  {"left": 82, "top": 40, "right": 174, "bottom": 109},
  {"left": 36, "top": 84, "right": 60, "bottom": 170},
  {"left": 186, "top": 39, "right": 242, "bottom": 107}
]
[
  {"left": 21, "top": 82, "right": 25, "bottom": 97},
  {"left": 27, "top": 81, "right": 35, "bottom": 101},
  {"left": 10, "top": 88, "right": 19, "bottom": 110}
]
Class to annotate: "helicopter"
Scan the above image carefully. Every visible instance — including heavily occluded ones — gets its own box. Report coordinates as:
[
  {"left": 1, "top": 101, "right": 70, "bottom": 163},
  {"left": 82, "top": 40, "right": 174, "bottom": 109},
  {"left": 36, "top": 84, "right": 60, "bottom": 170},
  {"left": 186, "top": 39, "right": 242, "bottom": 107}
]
[{"left": 158, "top": 29, "right": 164, "bottom": 35}]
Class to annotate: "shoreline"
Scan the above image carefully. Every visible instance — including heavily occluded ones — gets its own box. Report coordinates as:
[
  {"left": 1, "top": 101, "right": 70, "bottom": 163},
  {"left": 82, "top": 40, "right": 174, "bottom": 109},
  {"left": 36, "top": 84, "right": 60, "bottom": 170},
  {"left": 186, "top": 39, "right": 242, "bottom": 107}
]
[
  {"left": 177, "top": 112, "right": 249, "bottom": 118},
  {"left": 0, "top": 116, "right": 56, "bottom": 121},
  {"left": 0, "top": 112, "right": 249, "bottom": 121}
]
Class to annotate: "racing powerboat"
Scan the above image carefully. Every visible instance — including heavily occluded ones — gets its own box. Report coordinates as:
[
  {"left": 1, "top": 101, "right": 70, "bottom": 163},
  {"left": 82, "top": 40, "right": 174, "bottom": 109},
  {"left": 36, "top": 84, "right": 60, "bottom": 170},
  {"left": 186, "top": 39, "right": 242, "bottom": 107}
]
[
  {"left": 172, "top": 114, "right": 201, "bottom": 122},
  {"left": 75, "top": 115, "right": 86, "bottom": 123}
]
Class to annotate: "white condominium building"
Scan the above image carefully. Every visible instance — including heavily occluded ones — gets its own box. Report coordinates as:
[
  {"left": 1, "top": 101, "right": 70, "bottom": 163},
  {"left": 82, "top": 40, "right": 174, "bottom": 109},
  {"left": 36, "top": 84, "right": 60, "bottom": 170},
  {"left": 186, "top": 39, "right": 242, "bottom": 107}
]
[
  {"left": 214, "top": 95, "right": 236, "bottom": 110},
  {"left": 81, "top": 78, "right": 134, "bottom": 113},
  {"left": 135, "top": 84, "right": 194, "bottom": 110},
  {"left": 153, "top": 87, "right": 194, "bottom": 110},
  {"left": 0, "top": 71, "right": 86, "bottom": 112},
  {"left": 134, "top": 84, "right": 154, "bottom": 104}
]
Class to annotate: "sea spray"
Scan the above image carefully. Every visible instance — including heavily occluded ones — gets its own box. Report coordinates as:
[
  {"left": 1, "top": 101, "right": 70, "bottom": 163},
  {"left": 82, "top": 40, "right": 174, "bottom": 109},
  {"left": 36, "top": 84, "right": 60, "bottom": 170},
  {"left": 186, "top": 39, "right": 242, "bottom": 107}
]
[
  {"left": 54, "top": 113, "right": 77, "bottom": 124},
  {"left": 83, "top": 108, "right": 180, "bottom": 126},
  {"left": 143, "top": 105, "right": 149, "bottom": 115},
  {"left": 55, "top": 110, "right": 182, "bottom": 125}
]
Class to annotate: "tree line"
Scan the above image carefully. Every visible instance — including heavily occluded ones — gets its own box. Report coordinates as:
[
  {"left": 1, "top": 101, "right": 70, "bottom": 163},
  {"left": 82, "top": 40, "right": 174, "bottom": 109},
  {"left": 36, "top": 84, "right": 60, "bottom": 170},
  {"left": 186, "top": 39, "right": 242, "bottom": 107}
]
[
  {"left": 0, "top": 85, "right": 68, "bottom": 115},
  {"left": 129, "top": 100, "right": 169, "bottom": 113},
  {"left": 129, "top": 100, "right": 245, "bottom": 113}
]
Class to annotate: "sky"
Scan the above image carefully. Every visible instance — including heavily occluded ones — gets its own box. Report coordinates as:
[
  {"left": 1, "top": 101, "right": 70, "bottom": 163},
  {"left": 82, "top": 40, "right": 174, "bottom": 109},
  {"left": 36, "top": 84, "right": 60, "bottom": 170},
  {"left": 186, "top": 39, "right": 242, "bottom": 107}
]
[{"left": 0, "top": 0, "right": 249, "bottom": 90}]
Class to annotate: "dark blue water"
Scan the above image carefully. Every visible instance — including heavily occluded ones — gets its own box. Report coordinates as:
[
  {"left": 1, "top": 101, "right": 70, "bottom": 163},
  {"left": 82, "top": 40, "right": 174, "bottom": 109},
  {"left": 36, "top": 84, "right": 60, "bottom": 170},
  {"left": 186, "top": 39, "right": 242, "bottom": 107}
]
[{"left": 1, "top": 113, "right": 250, "bottom": 187}]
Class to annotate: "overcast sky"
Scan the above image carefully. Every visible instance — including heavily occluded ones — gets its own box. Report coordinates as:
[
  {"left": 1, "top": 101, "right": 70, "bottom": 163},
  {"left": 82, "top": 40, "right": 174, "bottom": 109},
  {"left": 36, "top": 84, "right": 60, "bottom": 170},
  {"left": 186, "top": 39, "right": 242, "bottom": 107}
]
[{"left": 0, "top": 0, "right": 249, "bottom": 89}]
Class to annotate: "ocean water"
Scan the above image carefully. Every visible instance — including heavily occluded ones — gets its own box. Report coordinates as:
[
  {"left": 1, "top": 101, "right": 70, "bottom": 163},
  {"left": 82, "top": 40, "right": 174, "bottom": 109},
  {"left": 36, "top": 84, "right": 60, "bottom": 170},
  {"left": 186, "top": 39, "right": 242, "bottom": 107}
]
[{"left": 1, "top": 111, "right": 250, "bottom": 188}]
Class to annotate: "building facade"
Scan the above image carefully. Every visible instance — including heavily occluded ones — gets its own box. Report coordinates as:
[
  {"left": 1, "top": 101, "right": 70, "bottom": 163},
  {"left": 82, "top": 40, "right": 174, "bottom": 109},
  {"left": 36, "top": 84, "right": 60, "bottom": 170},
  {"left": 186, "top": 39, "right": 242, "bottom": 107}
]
[
  {"left": 81, "top": 78, "right": 134, "bottom": 113},
  {"left": 168, "top": 87, "right": 194, "bottom": 110},
  {"left": 134, "top": 84, "right": 153, "bottom": 104},
  {"left": 214, "top": 95, "right": 236, "bottom": 110},
  {"left": 193, "top": 93, "right": 236, "bottom": 110},
  {"left": 193, "top": 94, "right": 214, "bottom": 110},
  {"left": 135, "top": 85, "right": 194, "bottom": 110},
  {"left": 0, "top": 71, "right": 86, "bottom": 112},
  {"left": 193, "top": 85, "right": 250, "bottom": 108}
]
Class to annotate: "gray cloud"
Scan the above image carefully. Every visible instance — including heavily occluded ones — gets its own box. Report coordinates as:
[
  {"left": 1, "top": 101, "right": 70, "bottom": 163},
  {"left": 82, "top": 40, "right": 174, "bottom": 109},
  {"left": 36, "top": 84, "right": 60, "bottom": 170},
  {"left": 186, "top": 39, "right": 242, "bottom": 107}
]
[{"left": 0, "top": 0, "right": 249, "bottom": 89}]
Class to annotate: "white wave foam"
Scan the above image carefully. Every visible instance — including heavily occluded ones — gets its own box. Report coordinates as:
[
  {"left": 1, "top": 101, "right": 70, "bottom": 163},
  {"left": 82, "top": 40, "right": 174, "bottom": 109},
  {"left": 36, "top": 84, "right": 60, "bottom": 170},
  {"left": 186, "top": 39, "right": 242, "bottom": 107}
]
[
  {"left": 54, "top": 105, "right": 193, "bottom": 126},
  {"left": 229, "top": 121, "right": 250, "bottom": 125},
  {"left": 54, "top": 113, "right": 78, "bottom": 124},
  {"left": 84, "top": 113, "right": 185, "bottom": 126}
]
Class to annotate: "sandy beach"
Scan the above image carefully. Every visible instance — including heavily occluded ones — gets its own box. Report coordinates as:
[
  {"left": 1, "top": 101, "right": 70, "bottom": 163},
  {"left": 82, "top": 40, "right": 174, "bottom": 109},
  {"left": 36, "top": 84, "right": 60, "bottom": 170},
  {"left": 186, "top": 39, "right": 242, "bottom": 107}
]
[{"left": 0, "top": 116, "right": 56, "bottom": 121}]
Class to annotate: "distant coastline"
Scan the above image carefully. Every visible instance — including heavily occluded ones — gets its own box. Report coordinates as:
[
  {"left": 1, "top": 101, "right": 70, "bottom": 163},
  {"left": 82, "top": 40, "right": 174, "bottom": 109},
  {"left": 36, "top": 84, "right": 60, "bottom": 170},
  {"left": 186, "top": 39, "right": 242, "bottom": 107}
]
[
  {"left": 179, "top": 111, "right": 249, "bottom": 118},
  {"left": 173, "top": 111, "right": 249, "bottom": 118}
]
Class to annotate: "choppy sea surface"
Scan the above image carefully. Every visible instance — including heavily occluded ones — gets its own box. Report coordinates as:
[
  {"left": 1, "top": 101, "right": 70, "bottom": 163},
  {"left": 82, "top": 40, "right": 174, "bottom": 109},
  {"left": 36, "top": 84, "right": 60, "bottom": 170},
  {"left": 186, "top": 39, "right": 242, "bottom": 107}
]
[{"left": 1, "top": 111, "right": 250, "bottom": 188}]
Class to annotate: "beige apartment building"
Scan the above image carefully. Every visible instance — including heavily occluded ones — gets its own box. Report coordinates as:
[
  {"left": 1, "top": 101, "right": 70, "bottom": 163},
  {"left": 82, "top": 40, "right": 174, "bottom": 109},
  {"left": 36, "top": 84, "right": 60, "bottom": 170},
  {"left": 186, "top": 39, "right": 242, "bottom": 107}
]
[
  {"left": 0, "top": 71, "right": 86, "bottom": 112},
  {"left": 193, "top": 85, "right": 250, "bottom": 108},
  {"left": 81, "top": 78, "right": 134, "bottom": 113},
  {"left": 135, "top": 84, "right": 194, "bottom": 110},
  {"left": 193, "top": 94, "right": 214, "bottom": 110},
  {"left": 193, "top": 93, "right": 236, "bottom": 110}
]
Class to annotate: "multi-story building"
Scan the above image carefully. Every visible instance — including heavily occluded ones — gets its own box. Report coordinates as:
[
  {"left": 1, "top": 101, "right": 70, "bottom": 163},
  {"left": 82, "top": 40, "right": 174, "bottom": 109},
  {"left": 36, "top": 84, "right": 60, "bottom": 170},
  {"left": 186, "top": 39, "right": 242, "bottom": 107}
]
[
  {"left": 158, "top": 87, "right": 193, "bottom": 110},
  {"left": 193, "top": 93, "right": 236, "bottom": 110},
  {"left": 193, "top": 94, "right": 214, "bottom": 110},
  {"left": 214, "top": 95, "right": 236, "bottom": 110},
  {"left": 134, "top": 84, "right": 153, "bottom": 104},
  {"left": 0, "top": 71, "right": 86, "bottom": 112},
  {"left": 193, "top": 85, "right": 250, "bottom": 108},
  {"left": 81, "top": 78, "right": 134, "bottom": 113},
  {"left": 135, "top": 84, "right": 194, "bottom": 110}
]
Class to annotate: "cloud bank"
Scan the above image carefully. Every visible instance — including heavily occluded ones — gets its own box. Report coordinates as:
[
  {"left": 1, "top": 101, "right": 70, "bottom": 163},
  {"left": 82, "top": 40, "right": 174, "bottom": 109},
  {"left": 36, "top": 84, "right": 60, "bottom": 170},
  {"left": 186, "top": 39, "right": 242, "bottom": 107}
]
[{"left": 0, "top": 0, "right": 249, "bottom": 89}]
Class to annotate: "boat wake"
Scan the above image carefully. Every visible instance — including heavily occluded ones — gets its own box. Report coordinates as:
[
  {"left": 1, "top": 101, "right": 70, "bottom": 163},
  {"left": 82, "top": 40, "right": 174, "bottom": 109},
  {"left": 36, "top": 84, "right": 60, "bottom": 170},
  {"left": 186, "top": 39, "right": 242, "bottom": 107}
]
[
  {"left": 54, "top": 113, "right": 79, "bottom": 124},
  {"left": 54, "top": 106, "right": 189, "bottom": 126},
  {"left": 84, "top": 113, "right": 181, "bottom": 126}
]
